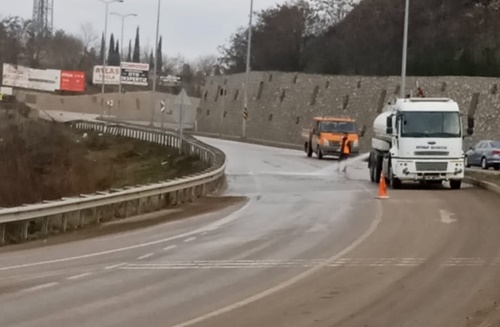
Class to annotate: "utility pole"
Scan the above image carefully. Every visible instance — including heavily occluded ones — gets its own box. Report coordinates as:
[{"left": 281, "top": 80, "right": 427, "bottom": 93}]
[
  {"left": 242, "top": 0, "right": 254, "bottom": 139},
  {"left": 111, "top": 11, "right": 137, "bottom": 114},
  {"left": 400, "top": 0, "right": 409, "bottom": 99},
  {"left": 150, "top": 0, "right": 162, "bottom": 126},
  {"left": 98, "top": 0, "right": 123, "bottom": 116}
]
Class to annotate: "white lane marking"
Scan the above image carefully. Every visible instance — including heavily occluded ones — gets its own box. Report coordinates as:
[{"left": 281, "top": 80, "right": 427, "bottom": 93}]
[
  {"left": 21, "top": 282, "right": 59, "bottom": 293},
  {"left": 0, "top": 199, "right": 254, "bottom": 272},
  {"left": 439, "top": 209, "right": 457, "bottom": 224},
  {"left": 138, "top": 253, "right": 155, "bottom": 260},
  {"left": 443, "top": 258, "right": 485, "bottom": 267},
  {"left": 169, "top": 195, "right": 384, "bottom": 327},
  {"left": 163, "top": 245, "right": 177, "bottom": 251},
  {"left": 104, "top": 263, "right": 127, "bottom": 270},
  {"left": 66, "top": 272, "right": 92, "bottom": 280},
  {"left": 184, "top": 237, "right": 196, "bottom": 243},
  {"left": 120, "top": 257, "right": 500, "bottom": 270}
]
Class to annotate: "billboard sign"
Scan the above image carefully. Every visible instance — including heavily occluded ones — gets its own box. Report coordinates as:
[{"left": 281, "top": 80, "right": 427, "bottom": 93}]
[
  {"left": 160, "top": 75, "right": 181, "bottom": 86},
  {"left": 92, "top": 65, "right": 120, "bottom": 85},
  {"left": 2, "top": 64, "right": 60, "bottom": 92},
  {"left": 120, "top": 62, "right": 149, "bottom": 86},
  {"left": 60, "top": 70, "right": 86, "bottom": 92}
]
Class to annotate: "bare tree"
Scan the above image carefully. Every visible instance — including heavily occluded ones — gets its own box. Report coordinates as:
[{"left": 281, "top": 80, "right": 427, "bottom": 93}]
[
  {"left": 80, "top": 22, "right": 98, "bottom": 50},
  {"left": 194, "top": 55, "right": 218, "bottom": 76},
  {"left": 162, "top": 54, "right": 187, "bottom": 75}
]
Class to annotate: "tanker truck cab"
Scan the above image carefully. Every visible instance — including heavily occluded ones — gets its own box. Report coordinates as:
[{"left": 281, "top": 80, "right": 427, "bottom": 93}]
[{"left": 369, "top": 97, "right": 474, "bottom": 190}]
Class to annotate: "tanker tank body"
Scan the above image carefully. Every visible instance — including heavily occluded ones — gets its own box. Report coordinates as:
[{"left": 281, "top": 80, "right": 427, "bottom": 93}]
[{"left": 368, "top": 103, "right": 395, "bottom": 184}]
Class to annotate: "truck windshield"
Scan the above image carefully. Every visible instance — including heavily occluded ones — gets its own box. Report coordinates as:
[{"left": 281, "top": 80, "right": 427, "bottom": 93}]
[
  {"left": 401, "top": 112, "right": 461, "bottom": 138},
  {"left": 318, "top": 121, "right": 356, "bottom": 133}
]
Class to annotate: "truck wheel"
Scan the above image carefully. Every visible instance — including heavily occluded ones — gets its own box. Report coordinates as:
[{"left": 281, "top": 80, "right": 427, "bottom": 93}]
[
  {"left": 306, "top": 143, "right": 312, "bottom": 157},
  {"left": 369, "top": 155, "right": 375, "bottom": 182},
  {"left": 494, "top": 164, "right": 500, "bottom": 171},
  {"left": 374, "top": 154, "right": 383, "bottom": 183},
  {"left": 316, "top": 146, "right": 323, "bottom": 160},
  {"left": 390, "top": 168, "right": 401, "bottom": 189},
  {"left": 450, "top": 180, "right": 462, "bottom": 190}
]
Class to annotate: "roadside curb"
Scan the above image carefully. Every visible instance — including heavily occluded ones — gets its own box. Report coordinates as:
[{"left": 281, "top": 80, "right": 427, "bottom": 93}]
[{"left": 463, "top": 176, "right": 500, "bottom": 196}]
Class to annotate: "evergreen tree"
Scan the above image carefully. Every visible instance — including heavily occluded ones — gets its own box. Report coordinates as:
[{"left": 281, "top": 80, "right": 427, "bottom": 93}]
[
  {"left": 115, "top": 41, "right": 120, "bottom": 64},
  {"left": 156, "top": 36, "right": 163, "bottom": 73},
  {"left": 108, "top": 33, "right": 115, "bottom": 65},
  {"left": 127, "top": 39, "right": 132, "bottom": 62},
  {"left": 133, "top": 27, "right": 141, "bottom": 62},
  {"left": 149, "top": 50, "right": 154, "bottom": 69},
  {"left": 99, "top": 33, "right": 105, "bottom": 63}
]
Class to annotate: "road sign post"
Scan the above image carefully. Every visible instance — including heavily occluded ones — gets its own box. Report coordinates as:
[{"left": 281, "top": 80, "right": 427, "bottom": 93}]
[
  {"left": 174, "top": 89, "right": 192, "bottom": 154},
  {"left": 160, "top": 99, "right": 166, "bottom": 130},
  {"left": 220, "top": 87, "right": 226, "bottom": 136},
  {"left": 105, "top": 99, "right": 114, "bottom": 116}
]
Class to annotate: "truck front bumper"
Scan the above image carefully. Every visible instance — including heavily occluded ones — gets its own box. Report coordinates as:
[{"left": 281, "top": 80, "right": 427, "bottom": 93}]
[{"left": 392, "top": 158, "right": 465, "bottom": 181}]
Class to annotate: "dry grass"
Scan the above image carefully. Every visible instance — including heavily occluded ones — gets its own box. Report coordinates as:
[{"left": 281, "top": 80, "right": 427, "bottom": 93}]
[{"left": 0, "top": 118, "right": 208, "bottom": 208}]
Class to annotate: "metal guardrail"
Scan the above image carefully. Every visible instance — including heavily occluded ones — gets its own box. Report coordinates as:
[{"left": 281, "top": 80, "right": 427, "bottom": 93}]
[{"left": 0, "top": 120, "right": 226, "bottom": 245}]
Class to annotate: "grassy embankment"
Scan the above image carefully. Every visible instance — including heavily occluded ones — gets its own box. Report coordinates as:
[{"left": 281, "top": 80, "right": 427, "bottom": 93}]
[{"left": 0, "top": 119, "right": 208, "bottom": 208}]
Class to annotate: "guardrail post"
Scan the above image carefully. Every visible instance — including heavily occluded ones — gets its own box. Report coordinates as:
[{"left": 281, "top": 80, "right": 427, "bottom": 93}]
[
  {"left": 0, "top": 223, "right": 5, "bottom": 245},
  {"left": 79, "top": 211, "right": 85, "bottom": 228},
  {"left": 177, "top": 190, "right": 183, "bottom": 204},
  {"left": 94, "top": 208, "right": 100, "bottom": 224},
  {"left": 61, "top": 214, "right": 68, "bottom": 232},
  {"left": 20, "top": 220, "right": 29, "bottom": 241},
  {"left": 42, "top": 217, "right": 49, "bottom": 235},
  {"left": 168, "top": 192, "right": 176, "bottom": 206},
  {"left": 123, "top": 201, "right": 129, "bottom": 218}
]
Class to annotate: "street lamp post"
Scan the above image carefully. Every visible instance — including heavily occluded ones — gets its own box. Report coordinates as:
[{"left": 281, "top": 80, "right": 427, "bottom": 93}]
[
  {"left": 98, "top": 0, "right": 123, "bottom": 116},
  {"left": 242, "top": 0, "right": 254, "bottom": 139},
  {"left": 110, "top": 12, "right": 137, "bottom": 96},
  {"left": 400, "top": 0, "right": 409, "bottom": 99},
  {"left": 149, "top": 0, "right": 162, "bottom": 126}
]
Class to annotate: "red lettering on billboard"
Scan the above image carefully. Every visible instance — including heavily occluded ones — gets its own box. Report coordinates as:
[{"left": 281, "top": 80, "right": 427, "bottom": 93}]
[{"left": 60, "top": 71, "right": 86, "bottom": 92}]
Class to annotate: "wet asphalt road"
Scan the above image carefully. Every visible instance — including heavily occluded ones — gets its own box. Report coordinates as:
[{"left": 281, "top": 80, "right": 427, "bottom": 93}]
[{"left": 0, "top": 137, "right": 500, "bottom": 327}]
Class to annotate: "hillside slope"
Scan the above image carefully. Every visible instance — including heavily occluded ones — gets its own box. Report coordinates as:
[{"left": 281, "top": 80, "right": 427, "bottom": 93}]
[{"left": 305, "top": 0, "right": 500, "bottom": 76}]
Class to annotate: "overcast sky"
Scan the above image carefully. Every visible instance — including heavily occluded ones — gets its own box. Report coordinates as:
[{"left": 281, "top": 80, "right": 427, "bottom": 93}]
[{"left": 5, "top": 0, "right": 288, "bottom": 61}]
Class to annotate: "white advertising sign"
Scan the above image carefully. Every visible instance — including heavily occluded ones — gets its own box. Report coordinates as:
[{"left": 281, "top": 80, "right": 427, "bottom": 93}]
[
  {"left": 160, "top": 75, "right": 181, "bottom": 86},
  {"left": 92, "top": 66, "right": 121, "bottom": 85},
  {"left": 120, "top": 62, "right": 149, "bottom": 86},
  {"left": 2, "top": 64, "right": 60, "bottom": 92}
]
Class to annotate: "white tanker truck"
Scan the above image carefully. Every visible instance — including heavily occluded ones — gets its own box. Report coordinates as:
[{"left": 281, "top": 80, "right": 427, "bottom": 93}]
[{"left": 368, "top": 97, "right": 474, "bottom": 189}]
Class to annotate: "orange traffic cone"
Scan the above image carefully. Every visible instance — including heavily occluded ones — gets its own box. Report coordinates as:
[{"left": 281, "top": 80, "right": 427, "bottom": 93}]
[{"left": 377, "top": 172, "right": 390, "bottom": 199}]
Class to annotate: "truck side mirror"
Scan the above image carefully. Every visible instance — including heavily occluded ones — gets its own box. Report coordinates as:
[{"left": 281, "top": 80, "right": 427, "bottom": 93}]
[
  {"left": 359, "top": 125, "right": 367, "bottom": 137},
  {"left": 386, "top": 116, "right": 393, "bottom": 134},
  {"left": 467, "top": 117, "right": 474, "bottom": 136}
]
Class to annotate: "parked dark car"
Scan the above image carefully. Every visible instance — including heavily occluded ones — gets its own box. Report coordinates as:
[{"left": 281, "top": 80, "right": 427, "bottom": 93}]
[{"left": 465, "top": 140, "right": 500, "bottom": 170}]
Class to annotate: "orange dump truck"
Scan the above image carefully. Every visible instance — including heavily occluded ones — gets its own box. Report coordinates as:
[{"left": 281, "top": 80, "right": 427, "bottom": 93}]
[{"left": 302, "top": 117, "right": 365, "bottom": 159}]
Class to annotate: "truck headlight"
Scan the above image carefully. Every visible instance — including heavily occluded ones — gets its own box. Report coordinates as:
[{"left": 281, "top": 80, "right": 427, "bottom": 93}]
[
  {"left": 324, "top": 140, "right": 330, "bottom": 146},
  {"left": 353, "top": 140, "right": 359, "bottom": 148}
]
